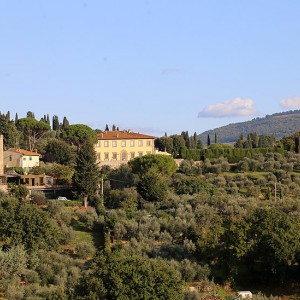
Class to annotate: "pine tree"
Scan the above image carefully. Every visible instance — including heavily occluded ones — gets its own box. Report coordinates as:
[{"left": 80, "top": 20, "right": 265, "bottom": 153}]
[{"left": 73, "top": 142, "right": 99, "bottom": 208}]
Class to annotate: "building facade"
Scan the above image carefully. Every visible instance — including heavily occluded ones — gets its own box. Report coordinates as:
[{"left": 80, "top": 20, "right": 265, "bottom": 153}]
[
  {"left": 95, "top": 130, "right": 155, "bottom": 164},
  {"left": 4, "top": 148, "right": 40, "bottom": 172}
]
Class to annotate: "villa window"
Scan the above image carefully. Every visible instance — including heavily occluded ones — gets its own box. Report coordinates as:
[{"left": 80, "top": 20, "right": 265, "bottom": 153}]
[
  {"left": 130, "top": 152, "right": 135, "bottom": 159},
  {"left": 121, "top": 152, "right": 127, "bottom": 161},
  {"left": 112, "top": 141, "right": 117, "bottom": 147},
  {"left": 104, "top": 141, "right": 109, "bottom": 147},
  {"left": 146, "top": 140, "right": 151, "bottom": 146},
  {"left": 97, "top": 153, "right": 101, "bottom": 161},
  {"left": 29, "top": 156, "right": 32, "bottom": 161},
  {"left": 138, "top": 151, "right": 143, "bottom": 157},
  {"left": 121, "top": 141, "right": 126, "bottom": 147},
  {"left": 138, "top": 140, "right": 143, "bottom": 147},
  {"left": 97, "top": 141, "right": 101, "bottom": 147},
  {"left": 104, "top": 153, "right": 109, "bottom": 160},
  {"left": 130, "top": 140, "right": 135, "bottom": 147},
  {"left": 112, "top": 153, "right": 117, "bottom": 160}
]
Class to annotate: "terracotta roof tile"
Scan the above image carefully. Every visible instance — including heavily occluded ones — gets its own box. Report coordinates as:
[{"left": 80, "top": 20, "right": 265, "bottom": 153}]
[
  {"left": 6, "top": 148, "right": 40, "bottom": 156},
  {"left": 97, "top": 131, "right": 156, "bottom": 140}
]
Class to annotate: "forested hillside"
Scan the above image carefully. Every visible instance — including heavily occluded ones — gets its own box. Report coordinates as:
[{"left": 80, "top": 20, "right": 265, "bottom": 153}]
[{"left": 198, "top": 110, "right": 300, "bottom": 143}]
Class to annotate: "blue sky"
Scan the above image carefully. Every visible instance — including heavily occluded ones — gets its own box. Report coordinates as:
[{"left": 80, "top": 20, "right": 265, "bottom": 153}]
[{"left": 1, "top": 1, "right": 300, "bottom": 136}]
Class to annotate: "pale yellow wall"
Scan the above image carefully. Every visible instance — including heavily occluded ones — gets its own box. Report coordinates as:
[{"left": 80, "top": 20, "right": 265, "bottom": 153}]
[
  {"left": 4, "top": 151, "right": 39, "bottom": 171},
  {"left": 95, "top": 138, "right": 155, "bottom": 162}
]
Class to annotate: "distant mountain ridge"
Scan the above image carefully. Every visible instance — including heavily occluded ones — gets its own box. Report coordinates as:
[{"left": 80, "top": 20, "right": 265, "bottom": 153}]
[{"left": 198, "top": 110, "right": 300, "bottom": 143}]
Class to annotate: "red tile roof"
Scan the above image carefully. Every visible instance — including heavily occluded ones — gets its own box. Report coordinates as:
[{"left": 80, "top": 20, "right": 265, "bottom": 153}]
[
  {"left": 97, "top": 131, "right": 156, "bottom": 140},
  {"left": 7, "top": 148, "right": 40, "bottom": 156}
]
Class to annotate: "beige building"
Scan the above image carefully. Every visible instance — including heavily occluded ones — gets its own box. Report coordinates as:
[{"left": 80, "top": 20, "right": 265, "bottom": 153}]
[
  {"left": 4, "top": 148, "right": 40, "bottom": 173},
  {"left": 95, "top": 130, "right": 156, "bottom": 164}
]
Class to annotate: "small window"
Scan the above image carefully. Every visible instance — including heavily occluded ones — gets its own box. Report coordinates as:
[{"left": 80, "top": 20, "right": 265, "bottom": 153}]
[
  {"left": 138, "top": 140, "right": 143, "bottom": 147},
  {"left": 29, "top": 156, "right": 32, "bottom": 161},
  {"left": 23, "top": 157, "right": 26, "bottom": 161},
  {"left": 130, "top": 152, "right": 135, "bottom": 159},
  {"left": 97, "top": 153, "right": 101, "bottom": 161},
  {"left": 104, "top": 153, "right": 109, "bottom": 160},
  {"left": 146, "top": 140, "right": 151, "bottom": 146},
  {"left": 121, "top": 141, "right": 126, "bottom": 147},
  {"left": 138, "top": 152, "right": 143, "bottom": 157},
  {"left": 97, "top": 141, "right": 101, "bottom": 147},
  {"left": 104, "top": 141, "right": 109, "bottom": 147},
  {"left": 121, "top": 152, "right": 127, "bottom": 161},
  {"left": 9, "top": 155, "right": 12, "bottom": 161},
  {"left": 112, "top": 152, "right": 117, "bottom": 160},
  {"left": 130, "top": 140, "right": 135, "bottom": 147},
  {"left": 112, "top": 141, "right": 117, "bottom": 147}
]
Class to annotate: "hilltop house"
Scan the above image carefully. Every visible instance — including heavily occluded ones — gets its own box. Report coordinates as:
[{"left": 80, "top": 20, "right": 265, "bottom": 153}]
[
  {"left": 4, "top": 148, "right": 40, "bottom": 173},
  {"left": 95, "top": 130, "right": 155, "bottom": 165}
]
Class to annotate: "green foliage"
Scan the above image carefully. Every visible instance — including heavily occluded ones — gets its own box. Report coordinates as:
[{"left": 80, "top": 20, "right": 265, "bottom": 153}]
[
  {"left": 0, "top": 197, "right": 60, "bottom": 252},
  {"left": 108, "top": 164, "right": 138, "bottom": 189},
  {"left": 73, "top": 142, "right": 99, "bottom": 206},
  {"left": 9, "top": 184, "right": 29, "bottom": 200},
  {"left": 137, "top": 168, "right": 168, "bottom": 201},
  {"left": 61, "top": 124, "right": 97, "bottom": 147},
  {"left": 129, "top": 154, "right": 177, "bottom": 176},
  {"left": 17, "top": 117, "right": 51, "bottom": 151},
  {"left": 44, "top": 162, "right": 74, "bottom": 185},
  {"left": 44, "top": 138, "right": 74, "bottom": 165},
  {"left": 31, "top": 190, "right": 46, "bottom": 205},
  {"left": 198, "top": 110, "right": 300, "bottom": 143},
  {"left": 74, "top": 250, "right": 184, "bottom": 300},
  {"left": 0, "top": 115, "right": 19, "bottom": 148},
  {"left": 154, "top": 136, "right": 174, "bottom": 153},
  {"left": 173, "top": 174, "right": 208, "bottom": 195}
]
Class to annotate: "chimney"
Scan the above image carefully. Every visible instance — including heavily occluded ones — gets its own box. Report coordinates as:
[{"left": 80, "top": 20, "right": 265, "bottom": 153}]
[{"left": 0, "top": 135, "right": 3, "bottom": 175}]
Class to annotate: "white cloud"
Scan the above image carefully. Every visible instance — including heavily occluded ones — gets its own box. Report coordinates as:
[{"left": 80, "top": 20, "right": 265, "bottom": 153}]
[
  {"left": 280, "top": 97, "right": 300, "bottom": 109},
  {"left": 198, "top": 98, "right": 257, "bottom": 118}
]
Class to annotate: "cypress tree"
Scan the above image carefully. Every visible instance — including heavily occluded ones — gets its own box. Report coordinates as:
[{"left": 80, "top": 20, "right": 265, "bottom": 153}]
[
  {"left": 112, "top": 124, "right": 116, "bottom": 131},
  {"left": 207, "top": 134, "right": 211, "bottom": 147},
  {"left": 105, "top": 124, "right": 109, "bottom": 131},
  {"left": 52, "top": 115, "right": 60, "bottom": 131},
  {"left": 214, "top": 132, "right": 218, "bottom": 144},
  {"left": 73, "top": 142, "right": 99, "bottom": 208},
  {"left": 15, "top": 113, "right": 18, "bottom": 123},
  {"left": 62, "top": 116, "right": 69, "bottom": 129},
  {"left": 6, "top": 111, "right": 10, "bottom": 122}
]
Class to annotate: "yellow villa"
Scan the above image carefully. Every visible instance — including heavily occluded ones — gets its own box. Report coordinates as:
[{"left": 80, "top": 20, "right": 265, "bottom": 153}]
[{"left": 95, "top": 130, "right": 156, "bottom": 165}]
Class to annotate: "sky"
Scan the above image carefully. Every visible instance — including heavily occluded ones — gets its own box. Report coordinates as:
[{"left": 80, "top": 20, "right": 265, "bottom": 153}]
[{"left": 1, "top": 1, "right": 300, "bottom": 137}]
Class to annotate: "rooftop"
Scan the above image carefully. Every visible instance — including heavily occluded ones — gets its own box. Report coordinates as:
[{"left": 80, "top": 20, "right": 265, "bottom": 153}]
[
  {"left": 97, "top": 130, "right": 156, "bottom": 140},
  {"left": 6, "top": 148, "right": 40, "bottom": 156}
]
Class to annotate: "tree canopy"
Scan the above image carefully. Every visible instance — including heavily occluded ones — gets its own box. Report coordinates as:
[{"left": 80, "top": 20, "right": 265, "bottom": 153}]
[
  {"left": 61, "top": 124, "right": 97, "bottom": 148},
  {"left": 75, "top": 250, "right": 184, "bottom": 300}
]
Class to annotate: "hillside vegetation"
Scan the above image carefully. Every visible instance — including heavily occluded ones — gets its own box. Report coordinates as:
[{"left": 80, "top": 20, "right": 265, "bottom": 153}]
[{"left": 198, "top": 110, "right": 300, "bottom": 143}]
